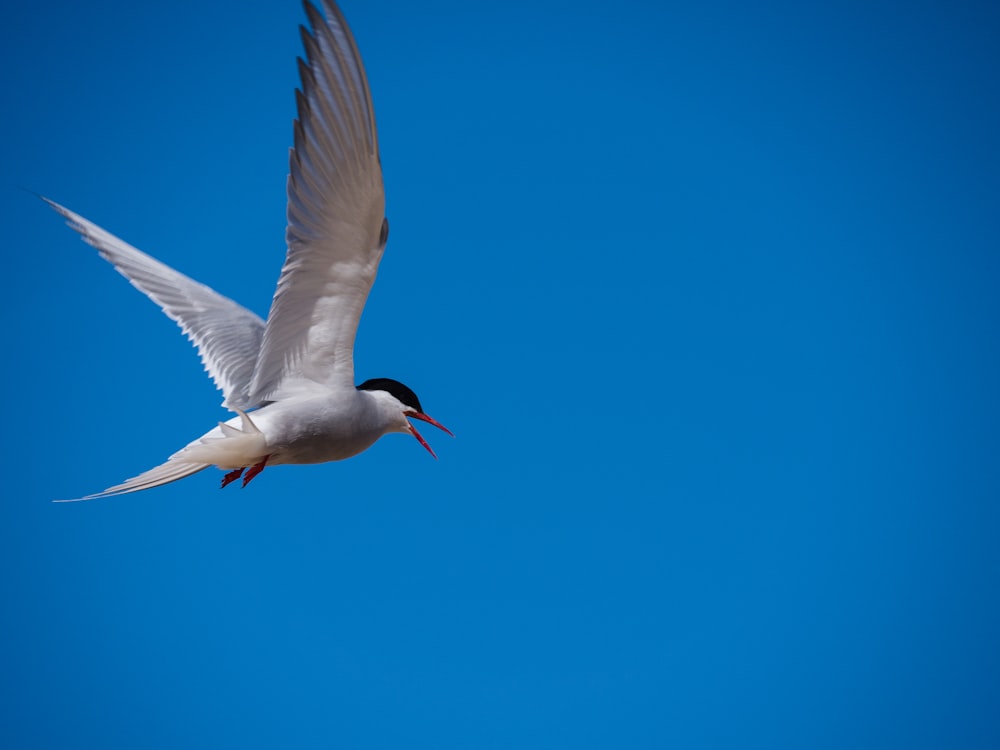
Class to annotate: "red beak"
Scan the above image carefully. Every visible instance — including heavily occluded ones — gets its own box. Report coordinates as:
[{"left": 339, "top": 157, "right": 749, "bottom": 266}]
[{"left": 405, "top": 411, "right": 454, "bottom": 459}]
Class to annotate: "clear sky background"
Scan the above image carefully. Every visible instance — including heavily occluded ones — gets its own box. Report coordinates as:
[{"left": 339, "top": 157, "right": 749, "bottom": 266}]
[{"left": 2, "top": 0, "right": 999, "bottom": 747}]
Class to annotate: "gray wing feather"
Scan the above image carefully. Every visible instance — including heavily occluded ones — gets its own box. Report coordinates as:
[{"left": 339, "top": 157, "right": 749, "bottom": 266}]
[
  {"left": 44, "top": 198, "right": 265, "bottom": 410},
  {"left": 247, "top": 0, "right": 385, "bottom": 404}
]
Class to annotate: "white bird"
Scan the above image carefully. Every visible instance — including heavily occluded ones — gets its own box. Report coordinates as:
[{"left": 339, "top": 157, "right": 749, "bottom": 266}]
[{"left": 45, "top": 0, "right": 451, "bottom": 501}]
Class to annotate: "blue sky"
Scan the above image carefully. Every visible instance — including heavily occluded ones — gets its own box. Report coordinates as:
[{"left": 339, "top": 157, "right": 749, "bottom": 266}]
[{"left": 2, "top": 0, "right": 999, "bottom": 747}]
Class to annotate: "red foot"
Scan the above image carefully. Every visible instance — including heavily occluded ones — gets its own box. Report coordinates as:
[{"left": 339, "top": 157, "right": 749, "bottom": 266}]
[
  {"left": 220, "top": 468, "right": 245, "bottom": 488},
  {"left": 242, "top": 456, "right": 270, "bottom": 488}
]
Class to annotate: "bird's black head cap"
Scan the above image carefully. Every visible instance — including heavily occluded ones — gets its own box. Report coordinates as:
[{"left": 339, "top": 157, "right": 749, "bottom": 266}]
[{"left": 356, "top": 378, "right": 423, "bottom": 413}]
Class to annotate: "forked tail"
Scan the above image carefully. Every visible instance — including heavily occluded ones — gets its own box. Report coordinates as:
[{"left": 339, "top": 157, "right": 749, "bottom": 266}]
[
  {"left": 55, "top": 460, "right": 210, "bottom": 502},
  {"left": 55, "top": 409, "right": 269, "bottom": 502}
]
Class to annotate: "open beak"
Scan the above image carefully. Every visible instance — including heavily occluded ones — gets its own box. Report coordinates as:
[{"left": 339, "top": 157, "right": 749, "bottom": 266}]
[{"left": 405, "top": 411, "right": 454, "bottom": 459}]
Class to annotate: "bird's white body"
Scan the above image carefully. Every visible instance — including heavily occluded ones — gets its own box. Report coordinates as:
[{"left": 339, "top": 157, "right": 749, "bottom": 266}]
[
  {"left": 193, "top": 390, "right": 413, "bottom": 469},
  {"left": 46, "top": 0, "right": 450, "bottom": 501}
]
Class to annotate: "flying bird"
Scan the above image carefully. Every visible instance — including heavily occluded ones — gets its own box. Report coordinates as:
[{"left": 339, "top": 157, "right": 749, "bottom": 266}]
[{"left": 45, "top": 0, "right": 451, "bottom": 501}]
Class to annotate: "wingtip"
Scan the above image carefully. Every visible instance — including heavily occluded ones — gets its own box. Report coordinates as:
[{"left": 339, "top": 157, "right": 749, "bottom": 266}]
[
  {"left": 37, "top": 194, "right": 68, "bottom": 216},
  {"left": 19, "top": 186, "right": 46, "bottom": 202}
]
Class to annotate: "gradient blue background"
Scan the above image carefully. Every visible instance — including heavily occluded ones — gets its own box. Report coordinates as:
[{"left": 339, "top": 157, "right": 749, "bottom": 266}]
[{"left": 3, "top": 1, "right": 999, "bottom": 747}]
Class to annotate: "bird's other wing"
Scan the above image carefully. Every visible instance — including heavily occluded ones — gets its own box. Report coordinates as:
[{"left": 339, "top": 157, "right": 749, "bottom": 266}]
[
  {"left": 44, "top": 198, "right": 266, "bottom": 410},
  {"left": 246, "top": 0, "right": 386, "bottom": 405}
]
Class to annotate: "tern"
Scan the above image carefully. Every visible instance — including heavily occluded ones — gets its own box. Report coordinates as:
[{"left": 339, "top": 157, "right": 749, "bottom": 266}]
[{"left": 45, "top": 0, "right": 452, "bottom": 501}]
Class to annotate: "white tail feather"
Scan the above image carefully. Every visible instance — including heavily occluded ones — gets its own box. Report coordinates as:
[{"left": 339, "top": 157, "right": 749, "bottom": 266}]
[
  {"left": 57, "top": 410, "right": 269, "bottom": 502},
  {"left": 56, "top": 460, "right": 210, "bottom": 502},
  {"left": 180, "top": 409, "right": 268, "bottom": 468}
]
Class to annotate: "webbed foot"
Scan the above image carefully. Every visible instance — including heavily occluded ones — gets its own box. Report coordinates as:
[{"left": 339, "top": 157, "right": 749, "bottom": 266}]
[
  {"left": 220, "top": 468, "right": 245, "bottom": 489},
  {"left": 242, "top": 456, "right": 270, "bottom": 487}
]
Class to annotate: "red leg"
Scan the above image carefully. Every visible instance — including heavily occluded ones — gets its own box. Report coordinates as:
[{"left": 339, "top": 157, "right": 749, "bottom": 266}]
[
  {"left": 220, "top": 467, "right": 245, "bottom": 488},
  {"left": 242, "top": 456, "right": 270, "bottom": 488}
]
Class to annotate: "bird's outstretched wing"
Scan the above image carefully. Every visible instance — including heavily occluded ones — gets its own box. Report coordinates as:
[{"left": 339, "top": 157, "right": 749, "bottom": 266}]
[
  {"left": 44, "top": 198, "right": 266, "bottom": 410},
  {"left": 246, "top": 0, "right": 386, "bottom": 404}
]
